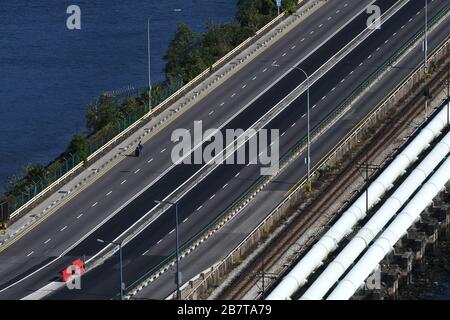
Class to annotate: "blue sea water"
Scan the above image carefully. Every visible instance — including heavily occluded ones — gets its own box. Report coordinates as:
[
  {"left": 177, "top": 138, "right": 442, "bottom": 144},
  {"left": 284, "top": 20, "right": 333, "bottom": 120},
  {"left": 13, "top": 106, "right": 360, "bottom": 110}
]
[{"left": 0, "top": 0, "right": 236, "bottom": 192}]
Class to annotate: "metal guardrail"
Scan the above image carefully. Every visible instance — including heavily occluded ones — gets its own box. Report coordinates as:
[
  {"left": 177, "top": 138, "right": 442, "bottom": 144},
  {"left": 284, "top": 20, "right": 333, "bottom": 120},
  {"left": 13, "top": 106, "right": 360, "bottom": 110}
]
[
  {"left": 123, "top": 3, "right": 450, "bottom": 299},
  {"left": 6, "top": 0, "right": 313, "bottom": 221}
]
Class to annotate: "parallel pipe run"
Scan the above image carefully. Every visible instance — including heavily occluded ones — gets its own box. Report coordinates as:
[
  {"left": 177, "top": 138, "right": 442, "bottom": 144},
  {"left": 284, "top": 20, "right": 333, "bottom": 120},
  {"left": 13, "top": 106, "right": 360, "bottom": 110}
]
[
  {"left": 266, "top": 103, "right": 450, "bottom": 300},
  {"left": 327, "top": 154, "right": 450, "bottom": 300},
  {"left": 301, "top": 123, "right": 450, "bottom": 300}
]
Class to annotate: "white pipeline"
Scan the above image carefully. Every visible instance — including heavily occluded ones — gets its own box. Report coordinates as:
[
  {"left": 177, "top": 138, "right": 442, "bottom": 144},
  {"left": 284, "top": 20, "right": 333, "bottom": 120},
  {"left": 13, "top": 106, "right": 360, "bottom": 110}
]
[
  {"left": 301, "top": 130, "right": 450, "bottom": 300},
  {"left": 266, "top": 103, "right": 450, "bottom": 300},
  {"left": 327, "top": 155, "right": 450, "bottom": 300}
]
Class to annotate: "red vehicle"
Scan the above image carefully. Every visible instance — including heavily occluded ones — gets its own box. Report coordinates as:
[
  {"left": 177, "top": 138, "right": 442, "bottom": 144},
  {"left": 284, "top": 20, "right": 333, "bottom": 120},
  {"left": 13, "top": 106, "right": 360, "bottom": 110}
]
[{"left": 61, "top": 259, "right": 85, "bottom": 282}]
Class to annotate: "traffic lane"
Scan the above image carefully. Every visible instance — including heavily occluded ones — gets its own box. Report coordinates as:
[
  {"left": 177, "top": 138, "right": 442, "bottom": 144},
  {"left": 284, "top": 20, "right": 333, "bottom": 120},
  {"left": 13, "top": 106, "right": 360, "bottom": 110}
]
[
  {"left": 49, "top": 0, "right": 446, "bottom": 298},
  {"left": 19, "top": 13, "right": 450, "bottom": 300},
  {"left": 133, "top": 15, "right": 450, "bottom": 300},
  {"left": 46, "top": 1, "right": 436, "bottom": 298},
  {"left": 3, "top": 0, "right": 428, "bottom": 298},
  {"left": 0, "top": 0, "right": 405, "bottom": 296},
  {"left": 210, "top": 0, "right": 378, "bottom": 111},
  {"left": 0, "top": 0, "right": 383, "bottom": 263},
  {"left": 50, "top": 0, "right": 391, "bottom": 259}
]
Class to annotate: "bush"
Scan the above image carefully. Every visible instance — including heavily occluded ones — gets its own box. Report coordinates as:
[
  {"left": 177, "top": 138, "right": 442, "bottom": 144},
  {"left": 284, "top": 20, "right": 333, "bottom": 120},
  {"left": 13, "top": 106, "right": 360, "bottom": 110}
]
[{"left": 69, "top": 134, "right": 89, "bottom": 166}]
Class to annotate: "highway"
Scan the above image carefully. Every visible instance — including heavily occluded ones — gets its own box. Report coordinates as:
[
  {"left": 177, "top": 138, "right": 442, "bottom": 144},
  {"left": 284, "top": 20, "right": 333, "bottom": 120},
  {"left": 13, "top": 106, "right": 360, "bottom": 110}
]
[{"left": 0, "top": 0, "right": 448, "bottom": 300}]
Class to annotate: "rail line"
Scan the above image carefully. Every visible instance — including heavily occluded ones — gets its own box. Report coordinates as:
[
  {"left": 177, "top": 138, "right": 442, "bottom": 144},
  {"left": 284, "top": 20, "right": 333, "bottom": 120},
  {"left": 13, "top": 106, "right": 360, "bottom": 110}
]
[{"left": 219, "top": 61, "right": 450, "bottom": 300}]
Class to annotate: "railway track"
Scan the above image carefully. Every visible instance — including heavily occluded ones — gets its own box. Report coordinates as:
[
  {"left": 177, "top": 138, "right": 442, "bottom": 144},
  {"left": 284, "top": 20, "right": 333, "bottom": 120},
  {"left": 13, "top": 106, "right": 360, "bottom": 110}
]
[{"left": 218, "top": 62, "right": 450, "bottom": 300}]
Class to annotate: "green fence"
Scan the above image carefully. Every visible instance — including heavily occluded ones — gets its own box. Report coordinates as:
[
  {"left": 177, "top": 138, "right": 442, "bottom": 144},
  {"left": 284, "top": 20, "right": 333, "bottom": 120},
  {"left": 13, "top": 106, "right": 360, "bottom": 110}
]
[
  {"left": 122, "top": 4, "right": 450, "bottom": 298},
  {"left": 4, "top": 78, "right": 184, "bottom": 214}
]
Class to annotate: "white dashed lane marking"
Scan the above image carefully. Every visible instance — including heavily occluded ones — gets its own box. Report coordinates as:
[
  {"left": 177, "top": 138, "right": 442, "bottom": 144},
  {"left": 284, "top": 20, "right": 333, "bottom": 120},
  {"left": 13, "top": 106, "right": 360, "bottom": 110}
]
[
  {"left": 157, "top": 239, "right": 163, "bottom": 245},
  {"left": 252, "top": 76, "right": 257, "bottom": 81},
  {"left": 27, "top": 251, "right": 34, "bottom": 257},
  {"left": 60, "top": 226, "right": 67, "bottom": 232},
  {"left": 134, "top": 169, "right": 141, "bottom": 174},
  {"left": 121, "top": 179, "right": 127, "bottom": 185},
  {"left": 263, "top": 68, "right": 267, "bottom": 73},
  {"left": 169, "top": 229, "right": 175, "bottom": 234},
  {"left": 242, "top": 84, "right": 247, "bottom": 89},
  {"left": 209, "top": 110, "right": 215, "bottom": 116},
  {"left": 148, "top": 158, "right": 153, "bottom": 163},
  {"left": 183, "top": 218, "right": 188, "bottom": 223},
  {"left": 92, "top": 202, "right": 98, "bottom": 207},
  {"left": 160, "top": 148, "right": 166, "bottom": 153},
  {"left": 220, "top": 102, "right": 225, "bottom": 106},
  {"left": 44, "top": 238, "right": 51, "bottom": 244},
  {"left": 77, "top": 213, "right": 83, "bottom": 219},
  {"left": 231, "top": 93, "right": 236, "bottom": 97},
  {"left": 222, "top": 183, "right": 228, "bottom": 189},
  {"left": 106, "top": 191, "right": 112, "bottom": 196},
  {"left": 196, "top": 205, "right": 203, "bottom": 211}
]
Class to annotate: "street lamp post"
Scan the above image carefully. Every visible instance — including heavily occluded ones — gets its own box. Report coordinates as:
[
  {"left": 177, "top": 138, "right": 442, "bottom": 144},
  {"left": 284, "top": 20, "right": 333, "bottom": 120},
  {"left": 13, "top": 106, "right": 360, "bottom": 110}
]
[
  {"left": 155, "top": 200, "right": 181, "bottom": 299},
  {"left": 424, "top": 0, "right": 429, "bottom": 118},
  {"left": 294, "top": 67, "right": 311, "bottom": 184},
  {"left": 271, "top": 62, "right": 311, "bottom": 183},
  {"left": 97, "top": 238, "right": 124, "bottom": 300},
  {"left": 147, "top": 17, "right": 152, "bottom": 111}
]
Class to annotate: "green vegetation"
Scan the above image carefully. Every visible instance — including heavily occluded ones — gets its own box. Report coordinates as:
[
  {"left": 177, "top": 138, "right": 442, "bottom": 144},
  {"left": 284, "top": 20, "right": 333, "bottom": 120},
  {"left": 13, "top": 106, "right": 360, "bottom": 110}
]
[
  {"left": 68, "top": 134, "right": 89, "bottom": 166},
  {"left": 165, "top": 0, "right": 299, "bottom": 83},
  {"left": 1, "top": 0, "right": 300, "bottom": 212}
]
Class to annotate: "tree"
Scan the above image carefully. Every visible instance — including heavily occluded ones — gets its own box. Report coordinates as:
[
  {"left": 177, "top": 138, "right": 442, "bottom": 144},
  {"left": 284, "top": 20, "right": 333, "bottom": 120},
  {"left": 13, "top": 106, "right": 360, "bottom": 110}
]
[
  {"left": 121, "top": 96, "right": 142, "bottom": 117},
  {"left": 86, "top": 93, "right": 122, "bottom": 132},
  {"left": 26, "top": 164, "right": 47, "bottom": 183},
  {"left": 69, "top": 134, "right": 89, "bottom": 166},
  {"left": 164, "top": 22, "right": 197, "bottom": 82}
]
